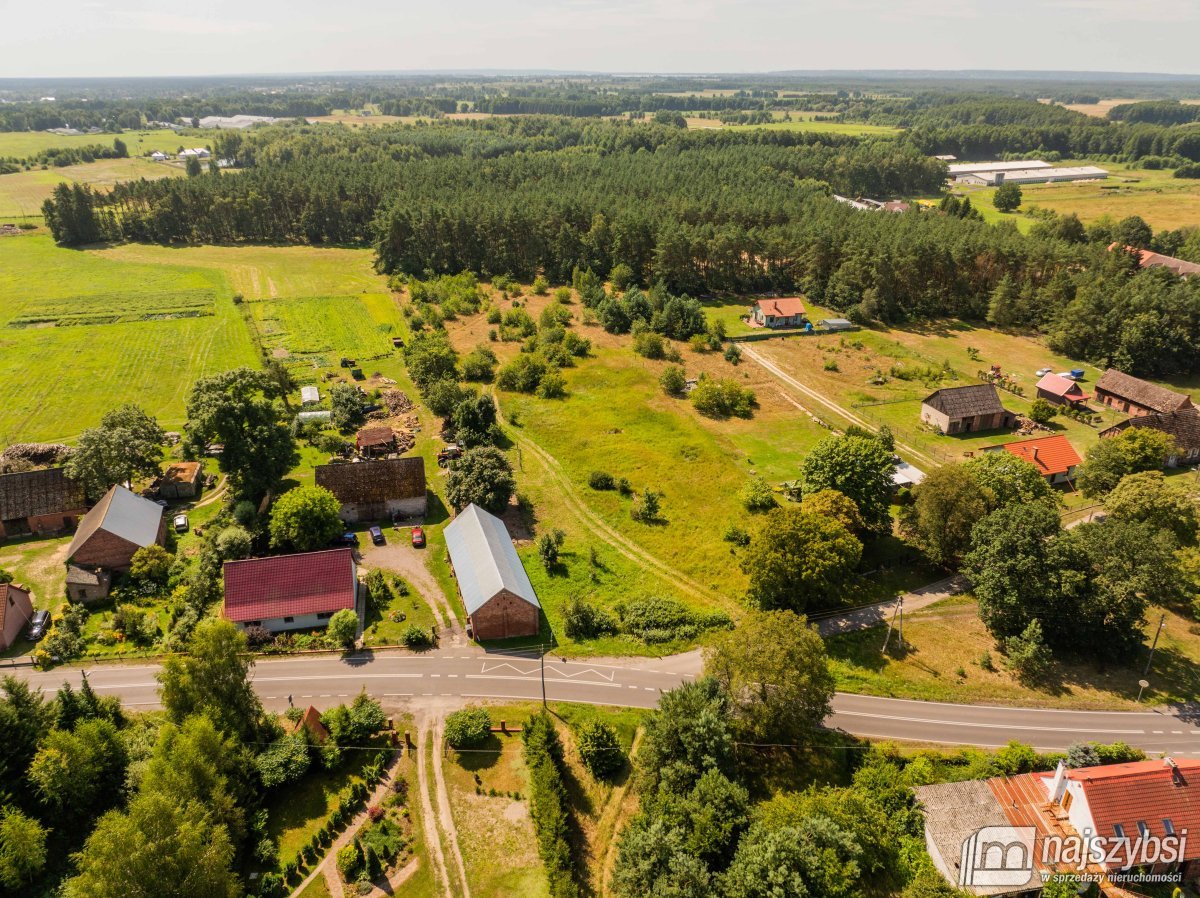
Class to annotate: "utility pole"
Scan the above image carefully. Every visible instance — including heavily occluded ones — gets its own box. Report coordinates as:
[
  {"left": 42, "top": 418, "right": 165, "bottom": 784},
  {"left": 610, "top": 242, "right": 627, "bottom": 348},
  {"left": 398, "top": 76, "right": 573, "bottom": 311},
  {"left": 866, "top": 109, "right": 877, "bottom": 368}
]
[
  {"left": 1143, "top": 614, "right": 1166, "bottom": 678},
  {"left": 897, "top": 596, "right": 904, "bottom": 652},
  {"left": 540, "top": 644, "right": 547, "bottom": 709},
  {"left": 882, "top": 599, "right": 900, "bottom": 655}
]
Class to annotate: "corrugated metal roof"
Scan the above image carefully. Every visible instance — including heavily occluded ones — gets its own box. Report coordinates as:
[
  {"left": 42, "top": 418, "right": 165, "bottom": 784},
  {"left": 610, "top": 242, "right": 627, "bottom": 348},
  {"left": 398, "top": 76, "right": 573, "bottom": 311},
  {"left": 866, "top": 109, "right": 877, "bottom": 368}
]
[
  {"left": 444, "top": 504, "right": 539, "bottom": 615},
  {"left": 67, "top": 485, "right": 163, "bottom": 558}
]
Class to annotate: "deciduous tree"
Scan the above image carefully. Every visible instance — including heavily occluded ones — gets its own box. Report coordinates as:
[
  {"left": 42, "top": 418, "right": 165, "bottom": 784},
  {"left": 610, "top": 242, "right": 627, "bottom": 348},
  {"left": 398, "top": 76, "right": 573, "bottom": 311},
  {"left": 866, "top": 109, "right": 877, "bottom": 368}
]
[
  {"left": 799, "top": 434, "right": 896, "bottom": 533},
  {"left": 741, "top": 507, "right": 862, "bottom": 613},
  {"left": 446, "top": 446, "right": 515, "bottom": 513},
  {"left": 65, "top": 403, "right": 164, "bottom": 498},
  {"left": 269, "top": 485, "right": 343, "bottom": 552},
  {"left": 158, "top": 619, "right": 265, "bottom": 743}
]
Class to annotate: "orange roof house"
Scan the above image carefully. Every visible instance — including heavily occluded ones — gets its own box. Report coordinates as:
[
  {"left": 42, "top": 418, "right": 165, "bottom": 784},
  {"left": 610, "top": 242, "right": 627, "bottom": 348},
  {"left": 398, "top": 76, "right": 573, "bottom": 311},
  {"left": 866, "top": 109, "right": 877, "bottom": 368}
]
[
  {"left": 994, "top": 435, "right": 1082, "bottom": 484},
  {"left": 291, "top": 705, "right": 330, "bottom": 743},
  {"left": 1109, "top": 243, "right": 1200, "bottom": 277},
  {"left": 750, "top": 297, "right": 807, "bottom": 329}
]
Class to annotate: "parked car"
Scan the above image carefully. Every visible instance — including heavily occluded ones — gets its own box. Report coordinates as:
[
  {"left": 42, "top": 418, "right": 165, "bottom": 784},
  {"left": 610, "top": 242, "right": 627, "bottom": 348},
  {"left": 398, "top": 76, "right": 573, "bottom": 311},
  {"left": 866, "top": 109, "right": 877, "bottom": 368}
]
[
  {"left": 1036, "top": 367, "right": 1052, "bottom": 377},
  {"left": 334, "top": 531, "right": 359, "bottom": 547},
  {"left": 26, "top": 610, "right": 50, "bottom": 641},
  {"left": 173, "top": 513, "right": 189, "bottom": 533},
  {"left": 369, "top": 525, "right": 385, "bottom": 546},
  {"left": 154, "top": 498, "right": 170, "bottom": 508},
  {"left": 411, "top": 526, "right": 426, "bottom": 548}
]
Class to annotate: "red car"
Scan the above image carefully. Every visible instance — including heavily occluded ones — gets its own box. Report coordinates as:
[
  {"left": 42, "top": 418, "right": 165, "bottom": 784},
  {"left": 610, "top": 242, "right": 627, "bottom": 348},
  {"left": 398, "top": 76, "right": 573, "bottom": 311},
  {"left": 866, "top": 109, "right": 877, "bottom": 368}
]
[{"left": 411, "top": 526, "right": 426, "bottom": 548}]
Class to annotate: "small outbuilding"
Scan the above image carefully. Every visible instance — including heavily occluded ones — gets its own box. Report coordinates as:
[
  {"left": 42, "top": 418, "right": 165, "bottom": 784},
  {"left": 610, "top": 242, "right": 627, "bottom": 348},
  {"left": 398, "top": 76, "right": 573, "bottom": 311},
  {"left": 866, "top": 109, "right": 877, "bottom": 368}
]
[
  {"left": 223, "top": 547, "right": 358, "bottom": 633},
  {"left": 315, "top": 457, "right": 427, "bottom": 523},
  {"left": 0, "top": 467, "right": 87, "bottom": 539},
  {"left": 355, "top": 425, "right": 397, "bottom": 457},
  {"left": 159, "top": 461, "right": 203, "bottom": 500},
  {"left": 818, "top": 318, "right": 855, "bottom": 332},
  {"left": 1035, "top": 373, "right": 1090, "bottom": 409},
  {"left": 301, "top": 386, "right": 321, "bottom": 405},
  {"left": 65, "top": 565, "right": 113, "bottom": 603},
  {"left": 749, "top": 297, "right": 807, "bottom": 329},
  {"left": 0, "top": 584, "right": 34, "bottom": 651},
  {"left": 990, "top": 435, "right": 1082, "bottom": 485},
  {"left": 445, "top": 504, "right": 540, "bottom": 641},
  {"left": 65, "top": 485, "right": 166, "bottom": 572},
  {"left": 1094, "top": 368, "right": 1193, "bottom": 418},
  {"left": 920, "top": 384, "right": 1015, "bottom": 435}
]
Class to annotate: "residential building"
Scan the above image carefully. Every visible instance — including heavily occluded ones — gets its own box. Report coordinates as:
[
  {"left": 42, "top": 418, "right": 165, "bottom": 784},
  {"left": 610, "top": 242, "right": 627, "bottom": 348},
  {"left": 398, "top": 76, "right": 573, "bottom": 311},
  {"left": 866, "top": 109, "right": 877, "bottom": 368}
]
[
  {"left": 444, "top": 504, "right": 540, "bottom": 640},
  {"left": 314, "top": 457, "right": 428, "bottom": 523},
  {"left": 178, "top": 147, "right": 211, "bottom": 160},
  {"left": 0, "top": 584, "right": 33, "bottom": 650},
  {"left": 749, "top": 297, "right": 807, "bottom": 328},
  {"left": 223, "top": 548, "right": 358, "bottom": 633},
  {"left": 158, "top": 462, "right": 203, "bottom": 500},
  {"left": 0, "top": 467, "right": 86, "bottom": 538},
  {"left": 918, "top": 757, "right": 1200, "bottom": 896},
  {"left": 150, "top": 151, "right": 168, "bottom": 161},
  {"left": 1035, "top": 373, "right": 1090, "bottom": 409},
  {"left": 65, "top": 485, "right": 165, "bottom": 572},
  {"left": 1108, "top": 244, "right": 1200, "bottom": 277},
  {"left": 920, "top": 384, "right": 1015, "bottom": 435},
  {"left": 355, "top": 425, "right": 397, "bottom": 456},
  {"left": 1094, "top": 368, "right": 1194, "bottom": 417},
  {"left": 1099, "top": 407, "right": 1200, "bottom": 467},
  {"left": 988, "top": 435, "right": 1081, "bottom": 484}
]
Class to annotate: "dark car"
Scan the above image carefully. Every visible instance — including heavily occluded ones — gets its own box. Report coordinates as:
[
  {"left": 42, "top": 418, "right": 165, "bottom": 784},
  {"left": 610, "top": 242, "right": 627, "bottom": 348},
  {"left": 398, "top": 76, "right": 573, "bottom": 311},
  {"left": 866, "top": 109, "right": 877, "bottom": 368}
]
[
  {"left": 411, "top": 526, "right": 426, "bottom": 548},
  {"left": 334, "top": 531, "right": 359, "bottom": 547},
  {"left": 26, "top": 610, "right": 50, "bottom": 641},
  {"left": 368, "top": 525, "right": 385, "bottom": 546}
]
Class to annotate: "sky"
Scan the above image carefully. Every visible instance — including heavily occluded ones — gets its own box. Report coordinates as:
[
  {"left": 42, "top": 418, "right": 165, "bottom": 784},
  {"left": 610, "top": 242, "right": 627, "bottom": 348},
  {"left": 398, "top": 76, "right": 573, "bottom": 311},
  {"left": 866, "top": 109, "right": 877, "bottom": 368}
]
[{"left": 2, "top": 0, "right": 1199, "bottom": 79}]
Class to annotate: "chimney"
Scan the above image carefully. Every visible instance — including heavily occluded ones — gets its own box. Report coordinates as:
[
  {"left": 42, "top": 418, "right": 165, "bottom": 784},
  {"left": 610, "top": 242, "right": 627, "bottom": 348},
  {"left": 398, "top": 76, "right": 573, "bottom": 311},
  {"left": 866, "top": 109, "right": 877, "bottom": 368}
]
[{"left": 1031, "top": 446, "right": 1039, "bottom": 462}]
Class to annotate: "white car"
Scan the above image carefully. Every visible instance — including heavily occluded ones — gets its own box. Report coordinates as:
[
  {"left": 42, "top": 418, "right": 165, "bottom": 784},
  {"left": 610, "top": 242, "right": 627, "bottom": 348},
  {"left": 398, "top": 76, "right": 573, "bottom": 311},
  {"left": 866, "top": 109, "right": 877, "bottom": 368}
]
[{"left": 1036, "top": 367, "right": 1052, "bottom": 377}]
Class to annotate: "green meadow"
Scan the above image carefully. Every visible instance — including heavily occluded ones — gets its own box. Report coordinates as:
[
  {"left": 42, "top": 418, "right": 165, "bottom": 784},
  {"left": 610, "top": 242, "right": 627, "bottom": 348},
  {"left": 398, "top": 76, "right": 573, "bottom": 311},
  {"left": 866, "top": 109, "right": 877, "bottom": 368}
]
[{"left": 0, "top": 129, "right": 202, "bottom": 160}]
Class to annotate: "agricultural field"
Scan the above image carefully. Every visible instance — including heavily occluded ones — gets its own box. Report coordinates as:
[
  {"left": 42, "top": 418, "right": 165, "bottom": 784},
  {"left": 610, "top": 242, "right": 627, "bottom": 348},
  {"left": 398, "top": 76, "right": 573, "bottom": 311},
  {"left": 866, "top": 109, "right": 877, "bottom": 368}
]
[
  {"left": 685, "top": 114, "right": 903, "bottom": 136},
  {"left": 828, "top": 594, "right": 1200, "bottom": 711},
  {"left": 954, "top": 160, "right": 1200, "bottom": 232},
  {"left": 0, "top": 128, "right": 200, "bottom": 160},
  {"left": 0, "top": 234, "right": 259, "bottom": 442},
  {"left": 0, "top": 156, "right": 178, "bottom": 221}
]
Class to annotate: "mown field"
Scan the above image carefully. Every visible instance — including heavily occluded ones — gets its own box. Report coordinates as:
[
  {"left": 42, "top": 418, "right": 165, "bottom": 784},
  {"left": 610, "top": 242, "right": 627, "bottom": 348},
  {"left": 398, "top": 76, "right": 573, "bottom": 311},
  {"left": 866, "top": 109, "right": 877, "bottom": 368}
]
[
  {"left": 0, "top": 157, "right": 178, "bottom": 220},
  {"left": 685, "top": 114, "right": 903, "bottom": 136},
  {"left": 955, "top": 160, "right": 1200, "bottom": 232},
  {"left": 0, "top": 128, "right": 203, "bottom": 159}
]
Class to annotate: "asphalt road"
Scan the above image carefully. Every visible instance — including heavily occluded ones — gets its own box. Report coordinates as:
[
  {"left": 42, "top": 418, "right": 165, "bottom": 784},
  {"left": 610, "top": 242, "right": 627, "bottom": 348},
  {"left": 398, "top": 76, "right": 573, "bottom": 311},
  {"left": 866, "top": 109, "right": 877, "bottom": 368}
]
[{"left": 12, "top": 650, "right": 1200, "bottom": 756}]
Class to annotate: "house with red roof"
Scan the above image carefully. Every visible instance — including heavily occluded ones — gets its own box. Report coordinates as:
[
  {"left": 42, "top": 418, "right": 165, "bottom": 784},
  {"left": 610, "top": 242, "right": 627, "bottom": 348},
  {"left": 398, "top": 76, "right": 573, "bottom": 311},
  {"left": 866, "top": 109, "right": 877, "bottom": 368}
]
[
  {"left": 988, "top": 434, "right": 1082, "bottom": 485},
  {"left": 1035, "top": 373, "right": 1090, "bottom": 409},
  {"left": 1109, "top": 243, "right": 1200, "bottom": 278},
  {"left": 917, "top": 757, "right": 1200, "bottom": 895},
  {"left": 223, "top": 547, "right": 358, "bottom": 634},
  {"left": 749, "top": 297, "right": 807, "bottom": 329}
]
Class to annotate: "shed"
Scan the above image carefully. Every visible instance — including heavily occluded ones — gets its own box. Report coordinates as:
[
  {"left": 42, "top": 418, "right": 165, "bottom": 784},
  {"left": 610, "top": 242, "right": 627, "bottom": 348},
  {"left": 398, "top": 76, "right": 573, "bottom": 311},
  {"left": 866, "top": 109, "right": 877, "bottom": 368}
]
[
  {"left": 444, "top": 504, "right": 540, "bottom": 640},
  {"left": 65, "top": 485, "right": 166, "bottom": 572},
  {"left": 1094, "top": 368, "right": 1193, "bottom": 417},
  {"left": 355, "top": 425, "right": 396, "bottom": 456},
  {"left": 65, "top": 565, "right": 112, "bottom": 603},
  {"left": 0, "top": 467, "right": 87, "bottom": 538},
  {"left": 223, "top": 548, "right": 357, "bottom": 633},
  {"left": 315, "top": 457, "right": 427, "bottom": 523},
  {"left": 159, "top": 461, "right": 203, "bottom": 499},
  {"left": 1035, "top": 373, "right": 1090, "bottom": 409},
  {"left": 818, "top": 318, "right": 855, "bottom": 332},
  {"left": 920, "top": 384, "right": 1014, "bottom": 435},
  {"left": 0, "top": 584, "right": 34, "bottom": 651},
  {"left": 301, "top": 386, "right": 321, "bottom": 405}
]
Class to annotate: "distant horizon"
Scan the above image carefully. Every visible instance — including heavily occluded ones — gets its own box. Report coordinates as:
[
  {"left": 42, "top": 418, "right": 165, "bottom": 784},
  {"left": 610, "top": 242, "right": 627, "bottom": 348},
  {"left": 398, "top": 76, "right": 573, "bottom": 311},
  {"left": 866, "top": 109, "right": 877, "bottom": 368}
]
[{"left": 5, "top": 1, "right": 1199, "bottom": 81}]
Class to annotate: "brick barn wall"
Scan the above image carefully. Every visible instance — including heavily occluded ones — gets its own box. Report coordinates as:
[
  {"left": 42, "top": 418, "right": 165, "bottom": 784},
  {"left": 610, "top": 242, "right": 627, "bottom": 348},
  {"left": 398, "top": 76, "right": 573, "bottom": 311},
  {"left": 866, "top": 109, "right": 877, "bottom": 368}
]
[
  {"left": 71, "top": 531, "right": 142, "bottom": 571},
  {"left": 28, "top": 511, "right": 84, "bottom": 534},
  {"left": 470, "top": 590, "right": 539, "bottom": 640}
]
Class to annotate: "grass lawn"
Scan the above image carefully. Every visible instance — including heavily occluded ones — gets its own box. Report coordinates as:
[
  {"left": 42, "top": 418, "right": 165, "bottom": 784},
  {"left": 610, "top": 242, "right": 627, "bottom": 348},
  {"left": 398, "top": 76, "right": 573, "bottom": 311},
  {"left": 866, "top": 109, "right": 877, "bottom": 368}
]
[
  {"left": 0, "top": 157, "right": 180, "bottom": 222},
  {"left": 443, "top": 704, "right": 549, "bottom": 898},
  {"left": 361, "top": 575, "right": 439, "bottom": 647},
  {"left": 955, "top": 160, "right": 1200, "bottom": 233},
  {"left": 827, "top": 595, "right": 1200, "bottom": 710}
]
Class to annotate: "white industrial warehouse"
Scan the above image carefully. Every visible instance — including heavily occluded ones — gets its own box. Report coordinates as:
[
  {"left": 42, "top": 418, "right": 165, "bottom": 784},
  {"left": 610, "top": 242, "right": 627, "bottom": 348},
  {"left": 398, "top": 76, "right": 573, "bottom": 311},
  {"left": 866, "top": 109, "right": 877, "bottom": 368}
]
[{"left": 945, "top": 158, "right": 1108, "bottom": 186}]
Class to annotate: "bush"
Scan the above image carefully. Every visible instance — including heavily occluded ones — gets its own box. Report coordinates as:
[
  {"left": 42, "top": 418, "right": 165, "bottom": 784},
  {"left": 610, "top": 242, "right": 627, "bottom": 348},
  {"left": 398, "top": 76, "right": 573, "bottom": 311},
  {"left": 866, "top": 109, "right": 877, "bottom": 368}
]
[
  {"left": 740, "top": 476, "right": 777, "bottom": 513},
  {"left": 618, "top": 596, "right": 731, "bottom": 644},
  {"left": 659, "top": 365, "right": 686, "bottom": 396},
  {"left": 723, "top": 343, "right": 742, "bottom": 365},
  {"left": 524, "top": 712, "right": 579, "bottom": 898},
  {"left": 215, "top": 525, "right": 253, "bottom": 561},
  {"left": 1028, "top": 397, "right": 1059, "bottom": 424},
  {"left": 532, "top": 275, "right": 550, "bottom": 295},
  {"left": 243, "top": 624, "right": 273, "bottom": 647},
  {"left": 461, "top": 347, "right": 498, "bottom": 382},
  {"left": 588, "top": 471, "right": 615, "bottom": 490},
  {"left": 577, "top": 721, "right": 625, "bottom": 777},
  {"left": 690, "top": 376, "right": 756, "bottom": 419},
  {"left": 337, "top": 842, "right": 363, "bottom": 883},
  {"left": 562, "top": 595, "right": 618, "bottom": 640},
  {"left": 1004, "top": 619, "right": 1052, "bottom": 685},
  {"left": 609, "top": 263, "right": 635, "bottom": 291},
  {"left": 537, "top": 529, "right": 565, "bottom": 570},
  {"left": 632, "top": 331, "right": 666, "bottom": 359},
  {"left": 630, "top": 488, "right": 662, "bottom": 523},
  {"left": 402, "top": 625, "right": 432, "bottom": 648},
  {"left": 723, "top": 523, "right": 751, "bottom": 546},
  {"left": 537, "top": 372, "right": 567, "bottom": 399},
  {"left": 445, "top": 707, "right": 492, "bottom": 748}
]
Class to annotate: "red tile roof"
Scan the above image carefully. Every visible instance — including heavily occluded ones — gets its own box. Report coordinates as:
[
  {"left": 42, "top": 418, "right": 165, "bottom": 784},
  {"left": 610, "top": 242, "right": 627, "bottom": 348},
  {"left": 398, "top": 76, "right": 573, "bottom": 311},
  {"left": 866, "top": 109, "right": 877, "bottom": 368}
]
[
  {"left": 291, "top": 705, "right": 330, "bottom": 743},
  {"left": 753, "top": 297, "right": 806, "bottom": 318},
  {"left": 1109, "top": 243, "right": 1200, "bottom": 277},
  {"left": 1068, "top": 758, "right": 1200, "bottom": 859},
  {"left": 1036, "top": 372, "right": 1089, "bottom": 399},
  {"left": 222, "top": 548, "right": 356, "bottom": 623},
  {"left": 1000, "top": 435, "right": 1082, "bottom": 477}
]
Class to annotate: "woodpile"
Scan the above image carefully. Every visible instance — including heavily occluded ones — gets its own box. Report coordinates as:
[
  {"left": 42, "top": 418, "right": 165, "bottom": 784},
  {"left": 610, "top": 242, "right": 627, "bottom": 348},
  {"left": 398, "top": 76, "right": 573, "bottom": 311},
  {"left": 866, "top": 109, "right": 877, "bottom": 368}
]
[
  {"left": 1, "top": 442, "right": 73, "bottom": 469},
  {"left": 381, "top": 389, "right": 415, "bottom": 415}
]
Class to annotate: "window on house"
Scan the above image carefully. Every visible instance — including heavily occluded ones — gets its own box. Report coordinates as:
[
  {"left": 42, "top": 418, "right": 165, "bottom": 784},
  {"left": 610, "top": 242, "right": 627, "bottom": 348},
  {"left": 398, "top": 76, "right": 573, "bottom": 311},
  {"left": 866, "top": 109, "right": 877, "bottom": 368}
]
[
  {"left": 1113, "top": 824, "right": 1126, "bottom": 839},
  {"left": 246, "top": 620, "right": 261, "bottom": 627},
  {"left": 1137, "top": 822, "right": 1150, "bottom": 838},
  {"left": 283, "top": 616, "right": 294, "bottom": 624},
  {"left": 1164, "top": 819, "right": 1176, "bottom": 836},
  {"left": 317, "top": 611, "right": 333, "bottom": 620}
]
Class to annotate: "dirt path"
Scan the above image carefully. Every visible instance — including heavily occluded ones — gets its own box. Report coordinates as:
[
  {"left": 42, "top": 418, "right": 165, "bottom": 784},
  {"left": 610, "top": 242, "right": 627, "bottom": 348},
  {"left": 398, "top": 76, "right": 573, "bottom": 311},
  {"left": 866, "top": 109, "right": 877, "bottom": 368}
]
[
  {"left": 597, "top": 729, "right": 644, "bottom": 898},
  {"left": 191, "top": 474, "right": 228, "bottom": 509},
  {"left": 811, "top": 575, "right": 968, "bottom": 636},
  {"left": 359, "top": 542, "right": 464, "bottom": 646},
  {"left": 740, "top": 343, "right": 941, "bottom": 469},
  {"left": 429, "top": 714, "right": 472, "bottom": 898},
  {"left": 496, "top": 402, "right": 724, "bottom": 606},
  {"left": 412, "top": 722, "right": 454, "bottom": 898}
]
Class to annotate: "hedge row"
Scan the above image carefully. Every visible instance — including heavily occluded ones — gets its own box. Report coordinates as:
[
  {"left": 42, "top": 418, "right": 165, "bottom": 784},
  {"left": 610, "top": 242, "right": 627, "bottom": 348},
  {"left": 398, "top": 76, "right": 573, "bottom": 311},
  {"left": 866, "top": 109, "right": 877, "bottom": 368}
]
[{"left": 523, "top": 712, "right": 578, "bottom": 898}]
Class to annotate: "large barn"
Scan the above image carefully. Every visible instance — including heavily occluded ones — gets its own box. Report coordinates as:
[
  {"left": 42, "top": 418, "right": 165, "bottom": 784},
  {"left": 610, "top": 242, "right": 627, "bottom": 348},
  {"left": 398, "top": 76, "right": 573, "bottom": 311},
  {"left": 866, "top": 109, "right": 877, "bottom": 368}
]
[
  {"left": 444, "top": 504, "right": 540, "bottom": 641},
  {"left": 314, "top": 457, "right": 427, "bottom": 524},
  {"left": 1095, "top": 368, "right": 1193, "bottom": 418},
  {"left": 920, "top": 384, "right": 1014, "bottom": 434},
  {"left": 65, "top": 485, "right": 166, "bottom": 572},
  {"left": 0, "top": 468, "right": 87, "bottom": 539}
]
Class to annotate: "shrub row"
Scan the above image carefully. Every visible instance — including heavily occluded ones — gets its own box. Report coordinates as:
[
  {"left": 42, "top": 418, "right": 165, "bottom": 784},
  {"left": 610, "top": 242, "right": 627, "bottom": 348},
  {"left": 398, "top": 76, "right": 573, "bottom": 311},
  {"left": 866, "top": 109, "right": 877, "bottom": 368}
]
[{"left": 523, "top": 713, "right": 579, "bottom": 898}]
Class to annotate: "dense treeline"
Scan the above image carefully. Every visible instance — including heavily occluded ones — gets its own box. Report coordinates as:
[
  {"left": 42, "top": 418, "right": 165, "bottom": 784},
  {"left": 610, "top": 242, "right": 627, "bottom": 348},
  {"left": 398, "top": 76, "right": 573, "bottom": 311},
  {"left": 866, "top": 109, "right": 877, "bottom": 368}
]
[
  {"left": 1108, "top": 100, "right": 1200, "bottom": 125},
  {"left": 0, "top": 137, "right": 128, "bottom": 174}
]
